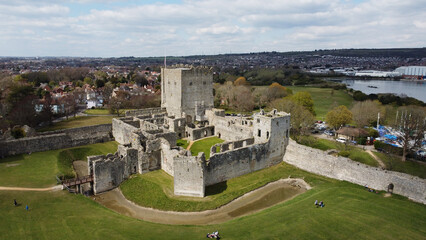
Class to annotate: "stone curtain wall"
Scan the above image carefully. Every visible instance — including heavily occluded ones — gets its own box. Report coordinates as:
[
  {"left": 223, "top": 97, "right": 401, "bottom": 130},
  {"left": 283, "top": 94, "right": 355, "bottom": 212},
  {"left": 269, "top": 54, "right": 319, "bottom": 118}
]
[
  {"left": 112, "top": 118, "right": 139, "bottom": 145},
  {"left": 186, "top": 126, "right": 215, "bottom": 141},
  {"left": 204, "top": 142, "right": 282, "bottom": 186},
  {"left": 0, "top": 124, "right": 112, "bottom": 158},
  {"left": 124, "top": 108, "right": 166, "bottom": 117},
  {"left": 283, "top": 140, "right": 426, "bottom": 204}
]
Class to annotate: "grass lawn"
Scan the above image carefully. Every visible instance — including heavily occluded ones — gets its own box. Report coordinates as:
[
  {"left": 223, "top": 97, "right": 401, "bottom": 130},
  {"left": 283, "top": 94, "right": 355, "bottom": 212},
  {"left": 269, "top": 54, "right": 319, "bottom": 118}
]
[
  {"left": 121, "top": 162, "right": 333, "bottom": 212},
  {"left": 176, "top": 139, "right": 189, "bottom": 149},
  {"left": 190, "top": 136, "right": 224, "bottom": 159},
  {"left": 1, "top": 145, "right": 426, "bottom": 239},
  {"left": 83, "top": 108, "right": 134, "bottom": 115},
  {"left": 287, "top": 86, "right": 354, "bottom": 120},
  {"left": 296, "top": 135, "right": 378, "bottom": 167},
  {"left": 374, "top": 152, "right": 426, "bottom": 179},
  {"left": 0, "top": 142, "right": 118, "bottom": 187},
  {"left": 1, "top": 184, "right": 425, "bottom": 239},
  {"left": 38, "top": 116, "right": 115, "bottom": 132},
  {"left": 58, "top": 141, "right": 119, "bottom": 179}
]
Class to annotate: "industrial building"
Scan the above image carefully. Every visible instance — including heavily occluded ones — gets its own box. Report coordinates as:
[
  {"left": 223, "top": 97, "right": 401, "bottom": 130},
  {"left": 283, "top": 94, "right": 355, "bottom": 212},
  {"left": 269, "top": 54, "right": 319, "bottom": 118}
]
[{"left": 395, "top": 66, "right": 426, "bottom": 79}]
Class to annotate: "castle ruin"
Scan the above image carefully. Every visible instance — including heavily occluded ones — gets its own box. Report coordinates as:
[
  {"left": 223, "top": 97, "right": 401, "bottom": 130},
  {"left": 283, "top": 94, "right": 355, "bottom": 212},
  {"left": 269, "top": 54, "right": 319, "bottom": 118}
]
[{"left": 88, "top": 65, "right": 291, "bottom": 197}]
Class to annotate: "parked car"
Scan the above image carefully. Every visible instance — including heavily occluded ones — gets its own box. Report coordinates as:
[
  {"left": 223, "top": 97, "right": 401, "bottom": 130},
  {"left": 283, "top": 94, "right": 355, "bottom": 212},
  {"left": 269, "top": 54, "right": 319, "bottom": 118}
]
[
  {"left": 324, "top": 130, "right": 335, "bottom": 136},
  {"left": 336, "top": 137, "right": 346, "bottom": 143}
]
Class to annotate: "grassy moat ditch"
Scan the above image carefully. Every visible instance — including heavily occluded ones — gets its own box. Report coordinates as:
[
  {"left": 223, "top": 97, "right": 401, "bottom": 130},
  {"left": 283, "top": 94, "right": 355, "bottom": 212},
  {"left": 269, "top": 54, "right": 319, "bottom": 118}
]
[{"left": 120, "top": 162, "right": 329, "bottom": 212}]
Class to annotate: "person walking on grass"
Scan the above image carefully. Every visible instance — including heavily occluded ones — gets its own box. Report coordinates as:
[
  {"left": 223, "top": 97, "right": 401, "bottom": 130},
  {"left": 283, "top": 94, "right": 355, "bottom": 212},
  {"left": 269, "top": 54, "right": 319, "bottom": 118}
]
[{"left": 25, "top": 205, "right": 29, "bottom": 211}]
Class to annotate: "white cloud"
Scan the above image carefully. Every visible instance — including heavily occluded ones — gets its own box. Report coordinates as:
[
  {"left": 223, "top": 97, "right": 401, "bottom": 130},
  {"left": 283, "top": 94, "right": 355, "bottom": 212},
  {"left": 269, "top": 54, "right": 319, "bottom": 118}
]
[{"left": 0, "top": 0, "right": 425, "bottom": 56}]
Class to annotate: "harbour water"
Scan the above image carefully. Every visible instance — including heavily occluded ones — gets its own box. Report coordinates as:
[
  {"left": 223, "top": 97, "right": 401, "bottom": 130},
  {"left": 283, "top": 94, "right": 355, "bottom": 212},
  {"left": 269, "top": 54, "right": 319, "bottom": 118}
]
[{"left": 329, "top": 79, "right": 426, "bottom": 103}]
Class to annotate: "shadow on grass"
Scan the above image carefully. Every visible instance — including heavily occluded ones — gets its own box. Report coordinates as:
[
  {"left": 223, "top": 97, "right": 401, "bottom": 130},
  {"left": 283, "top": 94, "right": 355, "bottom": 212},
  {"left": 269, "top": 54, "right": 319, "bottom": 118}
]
[
  {"left": 58, "top": 147, "right": 92, "bottom": 179},
  {"left": 205, "top": 181, "right": 228, "bottom": 196},
  {"left": 0, "top": 154, "right": 25, "bottom": 164}
]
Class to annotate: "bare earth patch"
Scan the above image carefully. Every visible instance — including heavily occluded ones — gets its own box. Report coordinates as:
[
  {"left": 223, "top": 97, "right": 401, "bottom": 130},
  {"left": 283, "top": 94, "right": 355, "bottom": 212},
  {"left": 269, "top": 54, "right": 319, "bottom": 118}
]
[
  {"left": 5, "top": 163, "right": 21, "bottom": 167},
  {"left": 95, "top": 178, "right": 310, "bottom": 225}
]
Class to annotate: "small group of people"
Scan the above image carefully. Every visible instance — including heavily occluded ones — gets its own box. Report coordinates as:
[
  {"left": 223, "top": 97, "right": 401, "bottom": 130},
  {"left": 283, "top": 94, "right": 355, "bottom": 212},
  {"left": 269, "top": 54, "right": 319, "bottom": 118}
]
[
  {"left": 14, "top": 199, "right": 29, "bottom": 211},
  {"left": 364, "top": 185, "right": 379, "bottom": 194},
  {"left": 206, "top": 231, "right": 220, "bottom": 239},
  {"left": 314, "top": 200, "right": 325, "bottom": 208}
]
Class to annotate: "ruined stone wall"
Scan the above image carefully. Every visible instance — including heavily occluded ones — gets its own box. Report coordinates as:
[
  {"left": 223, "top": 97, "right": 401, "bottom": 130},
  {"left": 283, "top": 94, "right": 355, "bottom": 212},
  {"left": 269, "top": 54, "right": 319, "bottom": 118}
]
[
  {"left": 186, "top": 126, "right": 215, "bottom": 141},
  {"left": 207, "top": 114, "right": 253, "bottom": 141},
  {"left": 125, "top": 108, "right": 166, "bottom": 117},
  {"left": 0, "top": 124, "right": 112, "bottom": 158},
  {"left": 173, "top": 153, "right": 205, "bottom": 197},
  {"left": 165, "top": 116, "right": 186, "bottom": 139},
  {"left": 204, "top": 141, "right": 284, "bottom": 186},
  {"left": 283, "top": 140, "right": 426, "bottom": 204},
  {"left": 88, "top": 147, "right": 138, "bottom": 194},
  {"left": 213, "top": 138, "right": 255, "bottom": 154},
  {"left": 140, "top": 120, "right": 160, "bottom": 131},
  {"left": 112, "top": 118, "right": 139, "bottom": 145},
  {"left": 161, "top": 140, "right": 183, "bottom": 176}
]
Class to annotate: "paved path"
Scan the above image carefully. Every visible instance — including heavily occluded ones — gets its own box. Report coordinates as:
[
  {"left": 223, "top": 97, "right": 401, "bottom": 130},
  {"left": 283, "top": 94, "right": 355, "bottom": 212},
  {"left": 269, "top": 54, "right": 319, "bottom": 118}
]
[
  {"left": 0, "top": 185, "right": 62, "bottom": 191},
  {"left": 95, "top": 178, "right": 310, "bottom": 225}
]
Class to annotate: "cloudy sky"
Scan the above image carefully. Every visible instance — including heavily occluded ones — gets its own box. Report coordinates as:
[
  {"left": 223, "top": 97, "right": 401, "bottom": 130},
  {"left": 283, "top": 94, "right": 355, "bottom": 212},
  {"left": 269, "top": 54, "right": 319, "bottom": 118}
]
[{"left": 0, "top": 0, "right": 425, "bottom": 57}]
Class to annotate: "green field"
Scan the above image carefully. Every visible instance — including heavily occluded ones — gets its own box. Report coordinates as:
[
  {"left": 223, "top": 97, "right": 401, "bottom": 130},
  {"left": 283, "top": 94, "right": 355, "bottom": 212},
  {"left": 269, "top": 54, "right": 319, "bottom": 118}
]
[
  {"left": 1, "top": 142, "right": 426, "bottom": 239},
  {"left": 38, "top": 116, "right": 115, "bottom": 132},
  {"left": 190, "top": 136, "right": 224, "bottom": 159},
  {"left": 1, "top": 164, "right": 426, "bottom": 239},
  {"left": 176, "top": 139, "right": 189, "bottom": 149},
  {"left": 58, "top": 142, "right": 119, "bottom": 179},
  {"left": 121, "top": 163, "right": 332, "bottom": 212},
  {"left": 288, "top": 86, "right": 354, "bottom": 120},
  {"left": 0, "top": 142, "right": 118, "bottom": 187},
  {"left": 83, "top": 108, "right": 134, "bottom": 115},
  {"left": 296, "top": 136, "right": 378, "bottom": 167},
  {"left": 374, "top": 152, "right": 426, "bottom": 179}
]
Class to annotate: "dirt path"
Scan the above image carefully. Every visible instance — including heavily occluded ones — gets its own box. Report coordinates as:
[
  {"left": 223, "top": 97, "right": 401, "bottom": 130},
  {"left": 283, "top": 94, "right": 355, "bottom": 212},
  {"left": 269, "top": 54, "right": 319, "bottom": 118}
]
[
  {"left": 95, "top": 178, "right": 310, "bottom": 225},
  {"left": 186, "top": 141, "right": 194, "bottom": 150},
  {"left": 367, "top": 150, "right": 386, "bottom": 168},
  {"left": 0, "top": 185, "right": 62, "bottom": 191}
]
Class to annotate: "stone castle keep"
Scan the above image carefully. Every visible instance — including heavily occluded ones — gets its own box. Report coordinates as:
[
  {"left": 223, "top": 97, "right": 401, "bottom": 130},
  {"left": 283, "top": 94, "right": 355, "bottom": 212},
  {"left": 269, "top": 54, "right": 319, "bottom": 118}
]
[{"left": 88, "top": 65, "right": 291, "bottom": 197}]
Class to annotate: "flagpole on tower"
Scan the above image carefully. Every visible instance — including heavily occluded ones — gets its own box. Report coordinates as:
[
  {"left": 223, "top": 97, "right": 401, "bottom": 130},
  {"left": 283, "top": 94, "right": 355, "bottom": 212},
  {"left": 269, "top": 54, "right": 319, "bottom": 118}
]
[{"left": 164, "top": 49, "right": 167, "bottom": 69}]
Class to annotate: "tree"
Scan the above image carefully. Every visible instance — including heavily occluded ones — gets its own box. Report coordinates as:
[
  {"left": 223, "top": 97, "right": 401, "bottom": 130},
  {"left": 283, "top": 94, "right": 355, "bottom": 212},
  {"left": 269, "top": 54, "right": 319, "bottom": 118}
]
[
  {"left": 230, "top": 86, "right": 254, "bottom": 112},
  {"left": 351, "top": 100, "right": 381, "bottom": 127},
  {"left": 216, "top": 82, "right": 254, "bottom": 112},
  {"left": 61, "top": 94, "right": 77, "bottom": 120},
  {"left": 95, "top": 79, "right": 105, "bottom": 88},
  {"left": 6, "top": 84, "right": 38, "bottom": 126},
  {"left": 7, "top": 95, "right": 38, "bottom": 127},
  {"left": 326, "top": 105, "right": 353, "bottom": 129},
  {"left": 266, "top": 82, "right": 289, "bottom": 101},
  {"left": 102, "top": 82, "right": 114, "bottom": 105},
  {"left": 83, "top": 77, "right": 93, "bottom": 86},
  {"left": 234, "top": 77, "right": 249, "bottom": 86},
  {"left": 393, "top": 106, "right": 426, "bottom": 161},
  {"left": 108, "top": 90, "right": 130, "bottom": 116},
  {"left": 132, "top": 73, "right": 148, "bottom": 87},
  {"left": 269, "top": 98, "right": 314, "bottom": 135},
  {"left": 39, "top": 92, "right": 54, "bottom": 125},
  {"left": 291, "top": 91, "right": 315, "bottom": 115}
]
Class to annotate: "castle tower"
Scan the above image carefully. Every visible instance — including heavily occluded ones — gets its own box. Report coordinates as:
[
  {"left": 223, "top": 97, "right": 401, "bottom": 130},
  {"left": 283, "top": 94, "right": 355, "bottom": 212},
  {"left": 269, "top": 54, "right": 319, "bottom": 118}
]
[
  {"left": 253, "top": 110, "right": 291, "bottom": 159},
  {"left": 161, "top": 66, "right": 214, "bottom": 121}
]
